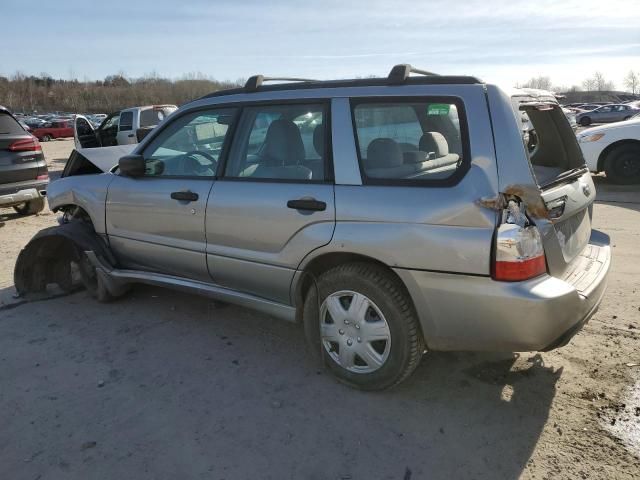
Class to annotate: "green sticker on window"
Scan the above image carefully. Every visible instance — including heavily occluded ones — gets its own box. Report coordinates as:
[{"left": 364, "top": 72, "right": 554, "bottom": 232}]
[{"left": 427, "top": 104, "right": 451, "bottom": 115}]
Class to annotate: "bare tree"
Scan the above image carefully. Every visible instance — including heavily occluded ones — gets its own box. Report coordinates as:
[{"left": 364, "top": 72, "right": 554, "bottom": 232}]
[
  {"left": 582, "top": 78, "right": 597, "bottom": 91},
  {"left": 593, "top": 72, "right": 615, "bottom": 91},
  {"left": 522, "top": 76, "right": 553, "bottom": 90},
  {"left": 0, "top": 72, "right": 241, "bottom": 113},
  {"left": 624, "top": 70, "right": 639, "bottom": 94}
]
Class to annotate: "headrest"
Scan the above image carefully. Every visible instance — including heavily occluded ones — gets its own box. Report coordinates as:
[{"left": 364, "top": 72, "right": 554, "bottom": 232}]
[
  {"left": 419, "top": 132, "right": 449, "bottom": 157},
  {"left": 313, "top": 124, "right": 324, "bottom": 157},
  {"left": 263, "top": 119, "right": 305, "bottom": 166},
  {"left": 366, "top": 138, "right": 404, "bottom": 169}
]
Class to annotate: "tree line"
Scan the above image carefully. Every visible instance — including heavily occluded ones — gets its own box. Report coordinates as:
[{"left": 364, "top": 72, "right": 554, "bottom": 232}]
[
  {"left": 0, "top": 73, "right": 241, "bottom": 114},
  {"left": 520, "top": 69, "right": 640, "bottom": 94}
]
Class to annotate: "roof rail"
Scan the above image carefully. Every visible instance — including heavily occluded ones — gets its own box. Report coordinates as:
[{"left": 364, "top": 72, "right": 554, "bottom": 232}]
[
  {"left": 244, "top": 75, "right": 317, "bottom": 92},
  {"left": 387, "top": 64, "right": 438, "bottom": 85}
]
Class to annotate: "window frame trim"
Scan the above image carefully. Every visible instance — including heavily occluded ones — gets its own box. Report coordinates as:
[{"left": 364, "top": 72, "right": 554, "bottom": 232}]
[{"left": 349, "top": 95, "right": 471, "bottom": 188}]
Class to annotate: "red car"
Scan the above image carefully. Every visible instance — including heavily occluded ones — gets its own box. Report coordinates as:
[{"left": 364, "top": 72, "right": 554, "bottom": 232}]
[{"left": 31, "top": 119, "right": 74, "bottom": 142}]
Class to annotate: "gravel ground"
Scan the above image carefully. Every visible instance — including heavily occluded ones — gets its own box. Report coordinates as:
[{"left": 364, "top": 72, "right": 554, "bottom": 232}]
[{"left": 0, "top": 138, "right": 639, "bottom": 479}]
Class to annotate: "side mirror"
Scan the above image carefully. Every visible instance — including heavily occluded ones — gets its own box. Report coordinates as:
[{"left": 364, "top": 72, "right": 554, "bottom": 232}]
[{"left": 119, "top": 154, "right": 145, "bottom": 177}]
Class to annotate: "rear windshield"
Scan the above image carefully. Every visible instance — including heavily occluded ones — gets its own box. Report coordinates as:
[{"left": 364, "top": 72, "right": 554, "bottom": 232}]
[
  {"left": 0, "top": 113, "right": 25, "bottom": 135},
  {"left": 518, "top": 104, "right": 585, "bottom": 186}
]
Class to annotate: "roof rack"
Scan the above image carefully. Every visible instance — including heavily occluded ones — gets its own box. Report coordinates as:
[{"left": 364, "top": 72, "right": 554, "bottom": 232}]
[
  {"left": 387, "top": 64, "right": 438, "bottom": 85},
  {"left": 244, "top": 75, "right": 317, "bottom": 92}
]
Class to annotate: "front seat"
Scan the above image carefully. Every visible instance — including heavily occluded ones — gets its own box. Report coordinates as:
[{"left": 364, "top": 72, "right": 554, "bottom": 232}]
[{"left": 241, "top": 119, "right": 312, "bottom": 180}]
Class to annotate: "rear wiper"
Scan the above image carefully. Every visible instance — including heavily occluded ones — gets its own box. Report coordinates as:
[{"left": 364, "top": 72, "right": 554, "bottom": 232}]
[{"left": 541, "top": 166, "right": 588, "bottom": 188}]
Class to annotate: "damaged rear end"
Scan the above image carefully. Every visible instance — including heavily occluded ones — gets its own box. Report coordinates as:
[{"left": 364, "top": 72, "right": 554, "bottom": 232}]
[{"left": 485, "top": 85, "right": 611, "bottom": 349}]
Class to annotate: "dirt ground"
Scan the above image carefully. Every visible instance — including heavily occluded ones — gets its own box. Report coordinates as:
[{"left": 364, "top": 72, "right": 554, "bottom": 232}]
[{"left": 1, "top": 138, "right": 639, "bottom": 480}]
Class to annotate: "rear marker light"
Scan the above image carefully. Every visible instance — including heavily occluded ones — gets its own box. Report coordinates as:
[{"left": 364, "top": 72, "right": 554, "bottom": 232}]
[
  {"left": 8, "top": 137, "right": 42, "bottom": 152},
  {"left": 492, "top": 200, "right": 547, "bottom": 282}
]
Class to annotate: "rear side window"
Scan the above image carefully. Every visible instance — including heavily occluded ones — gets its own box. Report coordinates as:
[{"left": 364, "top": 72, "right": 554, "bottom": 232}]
[
  {"left": 351, "top": 99, "right": 467, "bottom": 184},
  {"left": 140, "top": 109, "right": 164, "bottom": 128},
  {"left": 0, "top": 113, "right": 25, "bottom": 135},
  {"left": 119, "top": 111, "right": 133, "bottom": 131}
]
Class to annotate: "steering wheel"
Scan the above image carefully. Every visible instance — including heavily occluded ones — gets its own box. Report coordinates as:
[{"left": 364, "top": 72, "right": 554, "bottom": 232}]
[{"left": 182, "top": 150, "right": 217, "bottom": 176}]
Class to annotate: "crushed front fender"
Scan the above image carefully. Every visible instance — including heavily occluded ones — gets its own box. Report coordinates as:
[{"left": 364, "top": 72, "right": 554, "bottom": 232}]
[{"left": 14, "top": 221, "right": 118, "bottom": 297}]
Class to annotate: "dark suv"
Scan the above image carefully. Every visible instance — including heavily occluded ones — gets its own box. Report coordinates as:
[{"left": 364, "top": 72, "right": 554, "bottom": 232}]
[{"left": 0, "top": 106, "right": 48, "bottom": 215}]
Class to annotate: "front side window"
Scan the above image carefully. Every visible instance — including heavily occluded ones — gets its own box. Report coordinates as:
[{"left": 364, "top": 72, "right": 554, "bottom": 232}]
[
  {"left": 224, "top": 104, "right": 327, "bottom": 181},
  {"left": 102, "top": 114, "right": 119, "bottom": 130},
  {"left": 352, "top": 99, "right": 465, "bottom": 182},
  {"left": 119, "top": 111, "right": 133, "bottom": 131},
  {"left": 142, "top": 108, "right": 236, "bottom": 177}
]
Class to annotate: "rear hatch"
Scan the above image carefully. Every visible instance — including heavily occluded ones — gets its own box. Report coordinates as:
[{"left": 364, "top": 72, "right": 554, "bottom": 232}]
[
  {"left": 518, "top": 101, "right": 595, "bottom": 278},
  {"left": 0, "top": 112, "right": 44, "bottom": 185}
]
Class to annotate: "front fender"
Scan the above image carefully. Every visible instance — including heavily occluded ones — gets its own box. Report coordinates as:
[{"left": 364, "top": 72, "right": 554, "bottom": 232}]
[{"left": 47, "top": 173, "right": 113, "bottom": 234}]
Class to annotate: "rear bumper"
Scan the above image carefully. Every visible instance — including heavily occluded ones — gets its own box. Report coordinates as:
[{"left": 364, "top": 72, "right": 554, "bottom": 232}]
[
  {"left": 395, "top": 230, "right": 611, "bottom": 352},
  {"left": 0, "top": 181, "right": 48, "bottom": 207}
]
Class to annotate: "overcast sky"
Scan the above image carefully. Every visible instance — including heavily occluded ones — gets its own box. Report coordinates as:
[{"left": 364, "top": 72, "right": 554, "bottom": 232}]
[{"left": 3, "top": 0, "right": 639, "bottom": 89}]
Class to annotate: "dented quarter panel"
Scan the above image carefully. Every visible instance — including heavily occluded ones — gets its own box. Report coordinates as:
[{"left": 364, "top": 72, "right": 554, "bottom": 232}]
[
  {"left": 47, "top": 173, "right": 114, "bottom": 234},
  {"left": 299, "top": 85, "right": 499, "bottom": 276}
]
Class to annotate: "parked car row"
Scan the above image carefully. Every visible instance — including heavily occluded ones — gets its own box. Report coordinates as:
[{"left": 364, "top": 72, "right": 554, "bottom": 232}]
[
  {"left": 562, "top": 102, "right": 640, "bottom": 126},
  {"left": 10, "top": 105, "right": 177, "bottom": 144}
]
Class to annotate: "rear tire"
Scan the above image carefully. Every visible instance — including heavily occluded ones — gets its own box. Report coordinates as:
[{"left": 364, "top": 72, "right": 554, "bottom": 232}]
[
  {"left": 604, "top": 144, "right": 640, "bottom": 184},
  {"left": 13, "top": 197, "right": 45, "bottom": 215},
  {"left": 580, "top": 117, "right": 591, "bottom": 126},
  {"left": 41, "top": 134, "right": 52, "bottom": 142},
  {"left": 303, "top": 262, "right": 424, "bottom": 390}
]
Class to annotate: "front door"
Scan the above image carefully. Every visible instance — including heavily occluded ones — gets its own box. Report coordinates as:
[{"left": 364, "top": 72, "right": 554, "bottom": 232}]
[
  {"left": 74, "top": 115, "right": 99, "bottom": 149},
  {"left": 105, "top": 107, "right": 237, "bottom": 282},
  {"left": 205, "top": 102, "right": 335, "bottom": 304}
]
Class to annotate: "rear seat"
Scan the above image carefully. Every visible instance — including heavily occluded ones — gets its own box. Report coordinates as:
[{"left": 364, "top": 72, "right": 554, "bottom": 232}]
[{"left": 364, "top": 134, "right": 459, "bottom": 179}]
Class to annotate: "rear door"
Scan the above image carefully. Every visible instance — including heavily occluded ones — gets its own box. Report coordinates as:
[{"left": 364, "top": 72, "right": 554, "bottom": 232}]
[
  {"left": 205, "top": 102, "right": 335, "bottom": 304},
  {"left": 116, "top": 110, "right": 137, "bottom": 145}
]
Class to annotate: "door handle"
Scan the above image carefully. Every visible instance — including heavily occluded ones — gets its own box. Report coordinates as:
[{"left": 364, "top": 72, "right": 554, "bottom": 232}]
[
  {"left": 287, "top": 198, "right": 326, "bottom": 211},
  {"left": 171, "top": 191, "right": 199, "bottom": 202},
  {"left": 127, "top": 134, "right": 135, "bottom": 138}
]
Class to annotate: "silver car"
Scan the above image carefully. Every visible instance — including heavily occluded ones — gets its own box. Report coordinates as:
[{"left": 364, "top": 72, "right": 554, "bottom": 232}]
[
  {"left": 576, "top": 103, "right": 640, "bottom": 126},
  {"left": 16, "top": 64, "right": 611, "bottom": 390}
]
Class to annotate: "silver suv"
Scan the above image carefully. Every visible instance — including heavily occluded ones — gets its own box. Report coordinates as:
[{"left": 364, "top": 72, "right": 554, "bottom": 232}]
[{"left": 16, "top": 65, "right": 611, "bottom": 390}]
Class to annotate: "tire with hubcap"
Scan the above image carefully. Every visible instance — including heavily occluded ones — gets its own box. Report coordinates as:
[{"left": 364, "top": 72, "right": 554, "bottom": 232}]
[
  {"left": 580, "top": 116, "right": 591, "bottom": 126},
  {"left": 604, "top": 144, "right": 640, "bottom": 184},
  {"left": 41, "top": 134, "right": 52, "bottom": 142},
  {"left": 303, "top": 262, "right": 424, "bottom": 390}
]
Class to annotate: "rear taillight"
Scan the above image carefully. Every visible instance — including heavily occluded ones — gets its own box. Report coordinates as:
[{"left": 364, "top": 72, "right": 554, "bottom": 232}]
[
  {"left": 492, "top": 200, "right": 546, "bottom": 282},
  {"left": 8, "top": 137, "right": 42, "bottom": 152},
  {"left": 36, "top": 174, "right": 49, "bottom": 181}
]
